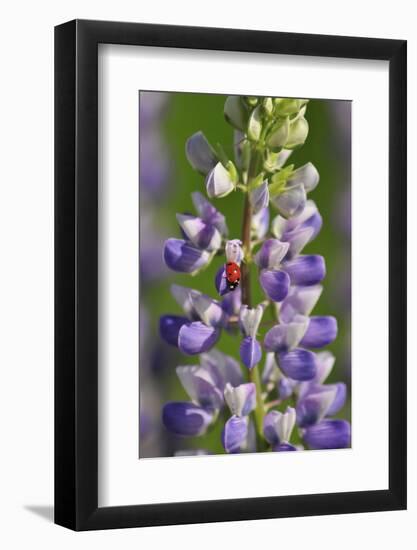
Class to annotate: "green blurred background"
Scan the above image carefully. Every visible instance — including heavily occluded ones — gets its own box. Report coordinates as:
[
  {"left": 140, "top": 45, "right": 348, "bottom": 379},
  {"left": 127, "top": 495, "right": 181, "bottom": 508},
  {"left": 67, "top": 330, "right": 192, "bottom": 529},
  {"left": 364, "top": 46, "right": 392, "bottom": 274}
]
[{"left": 139, "top": 92, "right": 351, "bottom": 458}]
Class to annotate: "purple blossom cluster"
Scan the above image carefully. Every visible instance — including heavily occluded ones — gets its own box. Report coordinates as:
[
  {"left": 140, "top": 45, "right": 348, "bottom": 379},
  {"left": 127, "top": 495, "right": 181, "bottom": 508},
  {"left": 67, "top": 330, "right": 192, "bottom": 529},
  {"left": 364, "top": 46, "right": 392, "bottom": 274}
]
[{"left": 159, "top": 96, "right": 350, "bottom": 454}]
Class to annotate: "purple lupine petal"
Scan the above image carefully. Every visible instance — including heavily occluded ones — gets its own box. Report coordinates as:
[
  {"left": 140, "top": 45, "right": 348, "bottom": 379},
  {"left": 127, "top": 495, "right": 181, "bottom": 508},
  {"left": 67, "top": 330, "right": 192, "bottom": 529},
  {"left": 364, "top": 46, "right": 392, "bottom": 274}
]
[
  {"left": 263, "top": 407, "right": 296, "bottom": 445},
  {"left": 271, "top": 183, "right": 306, "bottom": 218},
  {"left": 272, "top": 200, "right": 323, "bottom": 257},
  {"left": 272, "top": 442, "right": 298, "bottom": 451},
  {"left": 215, "top": 266, "right": 229, "bottom": 296},
  {"left": 191, "top": 293, "right": 225, "bottom": 328},
  {"left": 221, "top": 415, "right": 249, "bottom": 453},
  {"left": 296, "top": 385, "right": 338, "bottom": 428},
  {"left": 264, "top": 317, "right": 309, "bottom": 353},
  {"left": 176, "top": 214, "right": 221, "bottom": 252},
  {"left": 251, "top": 206, "right": 270, "bottom": 240},
  {"left": 262, "top": 352, "right": 281, "bottom": 385},
  {"left": 159, "top": 315, "right": 188, "bottom": 346},
  {"left": 225, "top": 239, "right": 244, "bottom": 264},
  {"left": 178, "top": 322, "right": 220, "bottom": 355},
  {"left": 259, "top": 269, "right": 290, "bottom": 302},
  {"left": 221, "top": 287, "right": 242, "bottom": 316},
  {"left": 298, "top": 351, "right": 337, "bottom": 400},
  {"left": 206, "top": 162, "right": 235, "bottom": 198},
  {"left": 192, "top": 191, "right": 228, "bottom": 236},
  {"left": 239, "top": 305, "right": 264, "bottom": 338},
  {"left": 255, "top": 239, "right": 290, "bottom": 270},
  {"left": 300, "top": 316, "right": 338, "bottom": 348},
  {"left": 287, "top": 162, "right": 320, "bottom": 192},
  {"left": 326, "top": 383, "right": 347, "bottom": 416},
  {"left": 303, "top": 419, "right": 351, "bottom": 449},
  {"left": 162, "top": 402, "right": 213, "bottom": 436},
  {"left": 164, "top": 239, "right": 211, "bottom": 273},
  {"left": 278, "top": 376, "right": 298, "bottom": 400},
  {"left": 280, "top": 285, "right": 323, "bottom": 323},
  {"left": 283, "top": 255, "right": 326, "bottom": 286},
  {"left": 224, "top": 382, "right": 256, "bottom": 417},
  {"left": 185, "top": 131, "right": 218, "bottom": 175},
  {"left": 200, "top": 349, "right": 243, "bottom": 389},
  {"left": 240, "top": 336, "right": 262, "bottom": 370},
  {"left": 249, "top": 181, "right": 270, "bottom": 214},
  {"left": 176, "top": 365, "right": 224, "bottom": 409},
  {"left": 278, "top": 348, "right": 317, "bottom": 381}
]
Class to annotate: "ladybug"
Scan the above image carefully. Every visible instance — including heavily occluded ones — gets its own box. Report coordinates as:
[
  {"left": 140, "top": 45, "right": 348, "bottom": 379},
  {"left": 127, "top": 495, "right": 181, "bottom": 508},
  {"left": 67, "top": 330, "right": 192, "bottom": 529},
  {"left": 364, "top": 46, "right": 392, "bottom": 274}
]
[{"left": 225, "top": 262, "right": 241, "bottom": 291}]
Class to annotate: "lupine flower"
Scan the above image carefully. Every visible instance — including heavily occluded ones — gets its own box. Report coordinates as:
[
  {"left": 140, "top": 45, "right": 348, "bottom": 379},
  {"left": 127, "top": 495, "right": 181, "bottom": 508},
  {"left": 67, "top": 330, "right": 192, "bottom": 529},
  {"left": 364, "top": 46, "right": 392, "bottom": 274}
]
[
  {"left": 239, "top": 305, "right": 263, "bottom": 370},
  {"left": 159, "top": 285, "right": 224, "bottom": 354},
  {"left": 249, "top": 181, "right": 270, "bottom": 214},
  {"left": 185, "top": 131, "right": 218, "bottom": 175},
  {"left": 222, "top": 383, "right": 256, "bottom": 453},
  {"left": 159, "top": 94, "right": 350, "bottom": 455},
  {"left": 251, "top": 206, "right": 270, "bottom": 240},
  {"left": 206, "top": 162, "right": 236, "bottom": 198},
  {"left": 255, "top": 239, "right": 291, "bottom": 302},
  {"left": 162, "top": 402, "right": 214, "bottom": 437},
  {"left": 162, "top": 350, "right": 251, "bottom": 444},
  {"left": 163, "top": 194, "right": 227, "bottom": 274},
  {"left": 272, "top": 200, "right": 322, "bottom": 259},
  {"left": 303, "top": 419, "right": 351, "bottom": 449},
  {"left": 263, "top": 407, "right": 298, "bottom": 451}
]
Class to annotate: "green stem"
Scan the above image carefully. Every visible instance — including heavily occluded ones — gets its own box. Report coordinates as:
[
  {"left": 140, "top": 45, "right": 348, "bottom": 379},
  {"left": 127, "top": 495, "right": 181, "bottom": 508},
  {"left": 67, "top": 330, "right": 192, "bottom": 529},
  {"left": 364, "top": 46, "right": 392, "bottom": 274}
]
[{"left": 240, "top": 144, "right": 266, "bottom": 447}]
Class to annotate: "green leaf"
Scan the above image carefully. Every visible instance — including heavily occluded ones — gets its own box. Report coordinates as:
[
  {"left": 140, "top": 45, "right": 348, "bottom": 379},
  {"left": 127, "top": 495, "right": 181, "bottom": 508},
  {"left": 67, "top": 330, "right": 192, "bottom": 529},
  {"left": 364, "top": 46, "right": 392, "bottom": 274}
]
[
  {"left": 248, "top": 172, "right": 265, "bottom": 190},
  {"left": 268, "top": 164, "right": 295, "bottom": 196},
  {"left": 247, "top": 104, "right": 263, "bottom": 141}
]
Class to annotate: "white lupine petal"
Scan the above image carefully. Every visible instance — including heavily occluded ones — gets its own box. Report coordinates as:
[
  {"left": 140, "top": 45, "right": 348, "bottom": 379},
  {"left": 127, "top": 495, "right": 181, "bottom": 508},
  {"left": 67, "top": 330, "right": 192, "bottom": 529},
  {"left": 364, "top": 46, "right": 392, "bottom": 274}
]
[
  {"left": 176, "top": 214, "right": 222, "bottom": 251},
  {"left": 271, "top": 183, "right": 306, "bottom": 218},
  {"left": 176, "top": 365, "right": 223, "bottom": 409},
  {"left": 315, "top": 351, "right": 336, "bottom": 383},
  {"left": 271, "top": 214, "right": 287, "bottom": 239},
  {"left": 225, "top": 239, "right": 243, "bottom": 263},
  {"left": 206, "top": 162, "right": 235, "bottom": 198},
  {"left": 280, "top": 285, "right": 323, "bottom": 323},
  {"left": 262, "top": 352, "right": 281, "bottom": 385},
  {"left": 288, "top": 162, "right": 320, "bottom": 192},
  {"left": 279, "top": 407, "right": 296, "bottom": 442},
  {"left": 170, "top": 284, "right": 201, "bottom": 316},
  {"left": 239, "top": 304, "right": 264, "bottom": 338},
  {"left": 190, "top": 293, "right": 224, "bottom": 327},
  {"left": 224, "top": 382, "right": 256, "bottom": 417}
]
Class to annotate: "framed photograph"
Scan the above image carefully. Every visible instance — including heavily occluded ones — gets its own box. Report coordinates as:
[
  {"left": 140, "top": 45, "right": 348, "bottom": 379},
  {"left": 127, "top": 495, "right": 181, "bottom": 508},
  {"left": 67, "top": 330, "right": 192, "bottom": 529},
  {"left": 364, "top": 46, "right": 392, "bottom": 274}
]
[{"left": 55, "top": 19, "right": 407, "bottom": 530}]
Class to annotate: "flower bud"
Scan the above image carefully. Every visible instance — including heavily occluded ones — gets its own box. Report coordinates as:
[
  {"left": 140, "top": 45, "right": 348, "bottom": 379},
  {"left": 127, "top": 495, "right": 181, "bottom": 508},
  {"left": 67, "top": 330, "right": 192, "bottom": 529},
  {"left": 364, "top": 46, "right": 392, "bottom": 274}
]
[
  {"left": 224, "top": 95, "right": 249, "bottom": 131},
  {"left": 205, "top": 162, "right": 235, "bottom": 198},
  {"left": 247, "top": 105, "right": 263, "bottom": 141},
  {"left": 267, "top": 117, "right": 290, "bottom": 150}
]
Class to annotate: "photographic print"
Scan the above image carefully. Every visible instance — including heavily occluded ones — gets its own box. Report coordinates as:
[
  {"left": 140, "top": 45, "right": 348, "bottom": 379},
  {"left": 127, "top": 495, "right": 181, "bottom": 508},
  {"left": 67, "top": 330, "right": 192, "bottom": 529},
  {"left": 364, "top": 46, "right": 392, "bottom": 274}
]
[{"left": 139, "top": 92, "right": 351, "bottom": 458}]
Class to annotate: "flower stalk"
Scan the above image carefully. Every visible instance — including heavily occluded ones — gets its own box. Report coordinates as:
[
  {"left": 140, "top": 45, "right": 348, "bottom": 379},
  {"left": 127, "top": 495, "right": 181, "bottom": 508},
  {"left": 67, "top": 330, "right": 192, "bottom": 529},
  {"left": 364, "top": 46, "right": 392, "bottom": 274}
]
[{"left": 159, "top": 95, "right": 351, "bottom": 455}]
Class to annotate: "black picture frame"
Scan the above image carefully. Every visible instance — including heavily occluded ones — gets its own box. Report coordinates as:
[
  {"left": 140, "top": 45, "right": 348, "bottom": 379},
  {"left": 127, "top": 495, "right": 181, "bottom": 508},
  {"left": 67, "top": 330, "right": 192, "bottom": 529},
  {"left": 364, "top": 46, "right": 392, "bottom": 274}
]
[{"left": 55, "top": 19, "right": 407, "bottom": 531}]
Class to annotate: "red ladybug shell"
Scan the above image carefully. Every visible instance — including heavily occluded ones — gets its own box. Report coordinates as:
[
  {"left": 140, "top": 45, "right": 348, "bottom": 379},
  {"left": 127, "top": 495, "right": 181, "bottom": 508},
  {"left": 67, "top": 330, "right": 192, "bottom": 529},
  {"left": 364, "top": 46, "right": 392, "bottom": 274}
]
[{"left": 226, "top": 262, "right": 241, "bottom": 289}]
